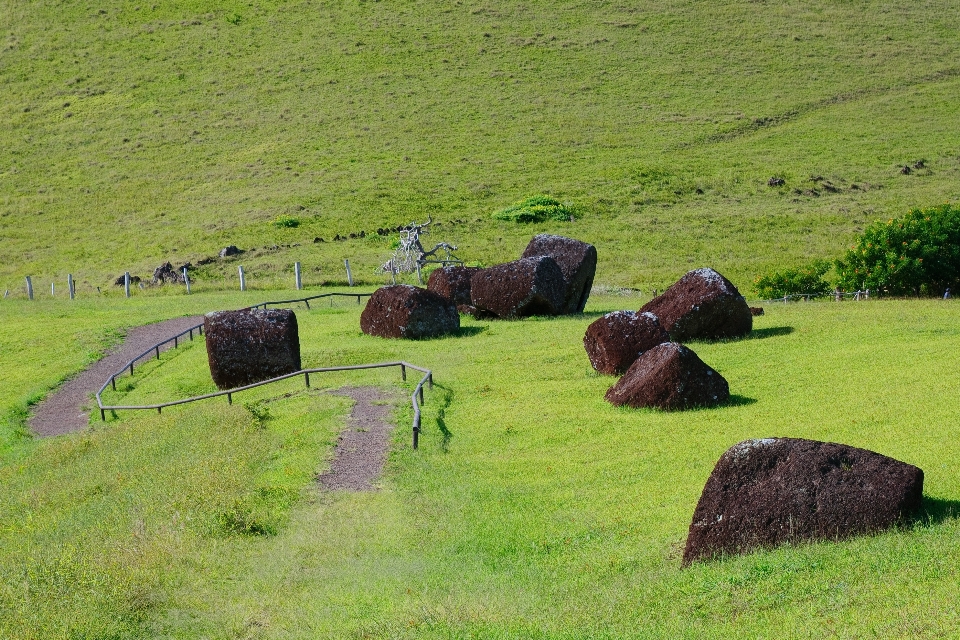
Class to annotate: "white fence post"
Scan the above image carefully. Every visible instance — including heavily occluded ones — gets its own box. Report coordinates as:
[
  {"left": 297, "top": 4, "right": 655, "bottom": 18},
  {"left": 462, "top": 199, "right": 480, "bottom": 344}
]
[
  {"left": 51, "top": 282, "right": 55, "bottom": 297},
  {"left": 124, "top": 272, "right": 131, "bottom": 298},
  {"left": 68, "top": 274, "right": 75, "bottom": 299},
  {"left": 26, "top": 276, "right": 33, "bottom": 300},
  {"left": 183, "top": 267, "right": 191, "bottom": 294},
  {"left": 345, "top": 259, "right": 353, "bottom": 287},
  {"left": 238, "top": 265, "right": 246, "bottom": 291},
  {"left": 295, "top": 262, "right": 302, "bottom": 290}
]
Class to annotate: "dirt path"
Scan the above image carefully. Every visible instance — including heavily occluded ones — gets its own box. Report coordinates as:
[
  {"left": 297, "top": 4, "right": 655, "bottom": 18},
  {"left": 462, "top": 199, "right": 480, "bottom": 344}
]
[
  {"left": 28, "top": 315, "right": 204, "bottom": 437},
  {"left": 319, "top": 386, "right": 402, "bottom": 491}
]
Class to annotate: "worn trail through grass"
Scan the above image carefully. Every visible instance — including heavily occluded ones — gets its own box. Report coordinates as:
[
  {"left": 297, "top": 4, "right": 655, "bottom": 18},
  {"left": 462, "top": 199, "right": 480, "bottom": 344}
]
[{"left": 27, "top": 315, "right": 203, "bottom": 437}]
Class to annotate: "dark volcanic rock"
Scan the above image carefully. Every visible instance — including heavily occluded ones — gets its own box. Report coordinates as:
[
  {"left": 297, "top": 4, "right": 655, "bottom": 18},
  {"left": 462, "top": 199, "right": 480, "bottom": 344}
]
[
  {"left": 470, "top": 256, "right": 566, "bottom": 319},
  {"left": 583, "top": 311, "right": 669, "bottom": 375},
  {"left": 204, "top": 309, "right": 301, "bottom": 390},
  {"left": 604, "top": 342, "right": 729, "bottom": 410},
  {"left": 640, "top": 268, "right": 752, "bottom": 341},
  {"left": 682, "top": 438, "right": 924, "bottom": 565},
  {"left": 360, "top": 285, "right": 459, "bottom": 339},
  {"left": 114, "top": 274, "right": 141, "bottom": 286},
  {"left": 427, "top": 266, "right": 481, "bottom": 306},
  {"left": 152, "top": 262, "right": 185, "bottom": 285},
  {"left": 520, "top": 234, "right": 597, "bottom": 313}
]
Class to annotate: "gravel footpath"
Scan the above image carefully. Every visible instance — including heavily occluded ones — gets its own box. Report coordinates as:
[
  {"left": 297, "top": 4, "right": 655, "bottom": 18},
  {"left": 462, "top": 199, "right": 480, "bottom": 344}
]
[
  {"left": 319, "top": 386, "right": 402, "bottom": 491},
  {"left": 28, "top": 315, "right": 204, "bottom": 437}
]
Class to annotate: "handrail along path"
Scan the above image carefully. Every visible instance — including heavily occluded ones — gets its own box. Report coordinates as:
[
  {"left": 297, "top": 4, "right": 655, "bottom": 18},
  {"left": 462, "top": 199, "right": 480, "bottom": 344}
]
[{"left": 94, "top": 291, "right": 434, "bottom": 449}]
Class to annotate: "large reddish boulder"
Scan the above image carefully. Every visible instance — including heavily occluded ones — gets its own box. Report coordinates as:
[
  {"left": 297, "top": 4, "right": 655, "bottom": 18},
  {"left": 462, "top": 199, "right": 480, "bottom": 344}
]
[
  {"left": 583, "top": 311, "right": 669, "bottom": 375},
  {"left": 604, "top": 342, "right": 728, "bottom": 410},
  {"left": 204, "top": 309, "right": 302, "bottom": 390},
  {"left": 521, "top": 234, "right": 597, "bottom": 313},
  {"left": 360, "top": 284, "right": 459, "bottom": 339},
  {"left": 683, "top": 438, "right": 924, "bottom": 565},
  {"left": 640, "top": 268, "right": 752, "bottom": 341},
  {"left": 470, "top": 256, "right": 566, "bottom": 319},
  {"left": 427, "top": 265, "right": 481, "bottom": 306}
]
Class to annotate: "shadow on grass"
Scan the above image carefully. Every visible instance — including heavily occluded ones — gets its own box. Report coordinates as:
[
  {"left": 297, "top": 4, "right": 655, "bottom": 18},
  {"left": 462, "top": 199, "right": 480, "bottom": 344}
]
[
  {"left": 432, "top": 383, "right": 454, "bottom": 452},
  {"left": 917, "top": 496, "right": 960, "bottom": 525},
  {"left": 747, "top": 326, "right": 795, "bottom": 340},
  {"left": 725, "top": 394, "right": 758, "bottom": 407},
  {"left": 681, "top": 326, "right": 794, "bottom": 345},
  {"left": 456, "top": 326, "right": 487, "bottom": 337}
]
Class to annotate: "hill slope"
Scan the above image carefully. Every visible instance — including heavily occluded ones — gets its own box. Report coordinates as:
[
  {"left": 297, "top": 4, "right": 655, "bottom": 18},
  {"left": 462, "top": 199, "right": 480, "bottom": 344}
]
[{"left": 2, "top": 0, "right": 959, "bottom": 292}]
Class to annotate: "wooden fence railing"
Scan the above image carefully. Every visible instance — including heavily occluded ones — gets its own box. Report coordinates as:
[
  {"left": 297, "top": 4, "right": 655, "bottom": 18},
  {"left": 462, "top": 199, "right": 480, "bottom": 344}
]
[{"left": 94, "top": 291, "right": 435, "bottom": 449}]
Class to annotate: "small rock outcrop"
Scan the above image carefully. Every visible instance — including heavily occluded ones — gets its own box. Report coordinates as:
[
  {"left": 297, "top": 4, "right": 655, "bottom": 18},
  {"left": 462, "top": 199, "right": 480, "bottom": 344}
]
[
  {"left": 470, "top": 256, "right": 567, "bottom": 319},
  {"left": 427, "top": 266, "right": 481, "bottom": 307},
  {"left": 640, "top": 268, "right": 752, "bottom": 341},
  {"left": 360, "top": 285, "right": 459, "bottom": 339},
  {"left": 604, "top": 342, "right": 729, "bottom": 410},
  {"left": 113, "top": 274, "right": 141, "bottom": 286},
  {"left": 520, "top": 234, "right": 597, "bottom": 313},
  {"left": 152, "top": 262, "right": 186, "bottom": 285},
  {"left": 583, "top": 311, "right": 669, "bottom": 375},
  {"left": 204, "top": 309, "right": 302, "bottom": 390},
  {"left": 219, "top": 245, "right": 242, "bottom": 258},
  {"left": 682, "top": 438, "right": 925, "bottom": 565}
]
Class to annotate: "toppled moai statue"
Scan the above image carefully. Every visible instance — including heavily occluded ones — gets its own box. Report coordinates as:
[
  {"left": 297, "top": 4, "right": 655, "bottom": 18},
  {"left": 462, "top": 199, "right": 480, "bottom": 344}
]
[
  {"left": 640, "top": 268, "right": 752, "bottom": 341},
  {"left": 470, "top": 256, "right": 567, "bottom": 319},
  {"left": 427, "top": 265, "right": 481, "bottom": 307},
  {"left": 204, "top": 309, "right": 301, "bottom": 390},
  {"left": 520, "top": 234, "right": 597, "bottom": 313},
  {"left": 583, "top": 311, "right": 669, "bottom": 375},
  {"left": 360, "top": 284, "right": 459, "bottom": 339},
  {"left": 683, "top": 438, "right": 924, "bottom": 565},
  {"left": 604, "top": 342, "right": 729, "bottom": 410}
]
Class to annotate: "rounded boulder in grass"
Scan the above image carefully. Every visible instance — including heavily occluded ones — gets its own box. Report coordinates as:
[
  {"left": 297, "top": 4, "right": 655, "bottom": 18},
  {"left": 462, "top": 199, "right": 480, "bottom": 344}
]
[
  {"left": 604, "top": 342, "right": 729, "bottom": 410},
  {"left": 360, "top": 285, "right": 459, "bottom": 339}
]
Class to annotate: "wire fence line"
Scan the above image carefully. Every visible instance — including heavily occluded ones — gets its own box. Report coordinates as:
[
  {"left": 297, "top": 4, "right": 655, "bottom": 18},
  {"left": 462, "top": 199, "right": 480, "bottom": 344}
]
[
  {"left": 3, "top": 260, "right": 369, "bottom": 301},
  {"left": 94, "top": 291, "right": 436, "bottom": 450},
  {"left": 752, "top": 288, "right": 954, "bottom": 304}
]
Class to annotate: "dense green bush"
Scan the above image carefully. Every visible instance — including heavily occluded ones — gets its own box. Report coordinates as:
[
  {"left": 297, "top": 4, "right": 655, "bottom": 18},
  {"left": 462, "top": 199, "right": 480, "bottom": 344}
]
[
  {"left": 753, "top": 260, "right": 832, "bottom": 299},
  {"left": 835, "top": 204, "right": 960, "bottom": 295},
  {"left": 492, "top": 195, "right": 575, "bottom": 223},
  {"left": 273, "top": 215, "right": 300, "bottom": 228}
]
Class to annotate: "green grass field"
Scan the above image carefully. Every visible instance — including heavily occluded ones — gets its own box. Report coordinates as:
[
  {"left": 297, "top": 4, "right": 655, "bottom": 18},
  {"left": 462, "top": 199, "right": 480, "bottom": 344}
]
[
  {"left": 2, "top": 292, "right": 959, "bottom": 638},
  {"left": 2, "top": 0, "right": 960, "bottom": 293},
  {"left": 3, "top": 0, "right": 960, "bottom": 636}
]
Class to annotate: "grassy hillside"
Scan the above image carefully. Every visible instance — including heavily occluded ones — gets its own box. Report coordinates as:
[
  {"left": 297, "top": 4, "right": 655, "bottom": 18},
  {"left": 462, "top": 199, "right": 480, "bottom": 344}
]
[
  {"left": 1, "top": 293, "right": 960, "bottom": 637},
  {"left": 2, "top": 0, "right": 960, "bottom": 293}
]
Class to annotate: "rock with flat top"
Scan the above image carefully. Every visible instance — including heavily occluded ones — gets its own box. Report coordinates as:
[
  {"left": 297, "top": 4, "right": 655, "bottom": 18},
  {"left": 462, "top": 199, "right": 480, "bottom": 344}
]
[
  {"left": 470, "top": 256, "right": 566, "bottom": 319},
  {"left": 427, "top": 266, "right": 481, "bottom": 306},
  {"left": 583, "top": 311, "right": 669, "bottom": 375},
  {"left": 682, "top": 438, "right": 924, "bottom": 565},
  {"left": 204, "top": 309, "right": 301, "bottom": 390},
  {"left": 604, "top": 342, "right": 728, "bottom": 410},
  {"left": 520, "top": 234, "right": 597, "bottom": 313},
  {"left": 360, "top": 285, "right": 459, "bottom": 339},
  {"left": 640, "top": 268, "right": 752, "bottom": 341}
]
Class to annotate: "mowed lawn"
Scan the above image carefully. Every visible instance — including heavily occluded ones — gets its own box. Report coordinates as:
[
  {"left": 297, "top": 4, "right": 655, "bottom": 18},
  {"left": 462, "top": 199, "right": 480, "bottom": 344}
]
[{"left": 1, "top": 292, "right": 959, "bottom": 638}]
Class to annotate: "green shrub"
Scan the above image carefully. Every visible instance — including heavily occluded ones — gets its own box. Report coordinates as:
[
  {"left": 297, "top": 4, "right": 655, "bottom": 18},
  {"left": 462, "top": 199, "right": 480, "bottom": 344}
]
[
  {"left": 493, "top": 195, "right": 575, "bottom": 223},
  {"left": 273, "top": 215, "right": 300, "bottom": 229},
  {"left": 835, "top": 203, "right": 960, "bottom": 295},
  {"left": 753, "top": 260, "right": 832, "bottom": 299}
]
